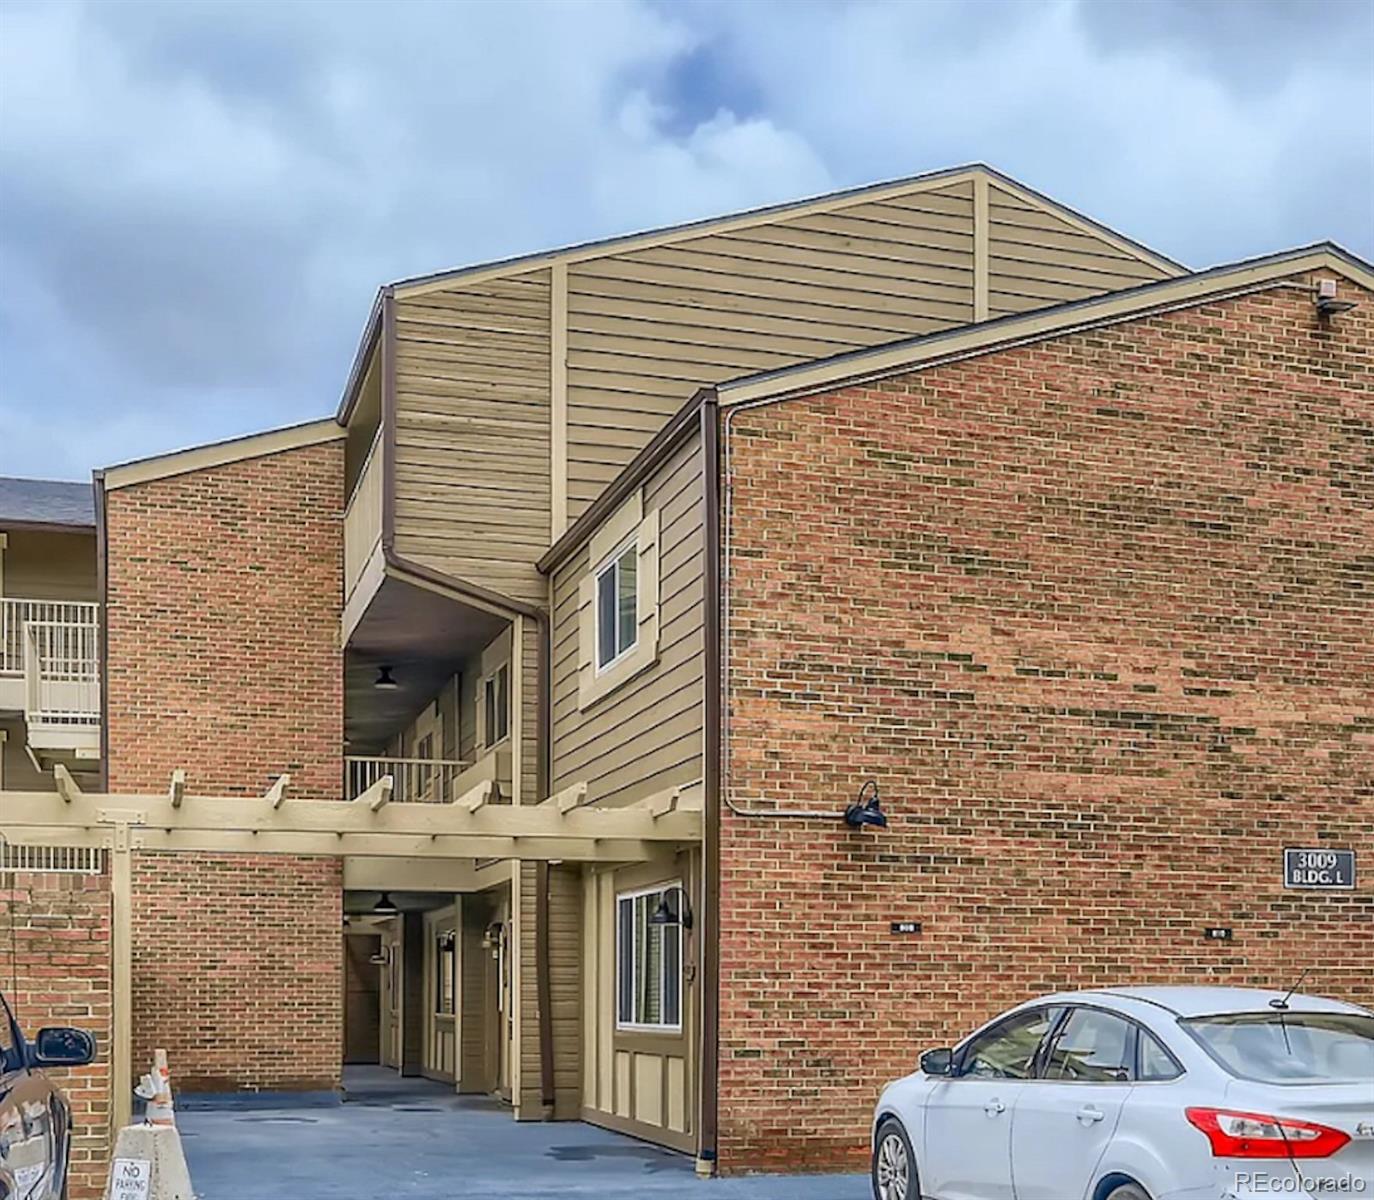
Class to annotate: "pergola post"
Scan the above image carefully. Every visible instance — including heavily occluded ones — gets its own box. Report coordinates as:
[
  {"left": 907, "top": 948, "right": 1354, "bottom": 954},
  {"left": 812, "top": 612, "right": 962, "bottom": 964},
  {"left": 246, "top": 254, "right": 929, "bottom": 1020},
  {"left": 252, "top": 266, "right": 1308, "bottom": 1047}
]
[{"left": 110, "top": 820, "right": 133, "bottom": 1130}]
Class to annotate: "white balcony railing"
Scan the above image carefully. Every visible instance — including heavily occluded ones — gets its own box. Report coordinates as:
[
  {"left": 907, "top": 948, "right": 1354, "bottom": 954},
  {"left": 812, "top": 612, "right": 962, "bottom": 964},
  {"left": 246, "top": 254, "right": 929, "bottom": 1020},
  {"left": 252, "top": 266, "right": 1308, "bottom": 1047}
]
[
  {"left": 345, "top": 755, "right": 472, "bottom": 805},
  {"left": 25, "top": 619, "right": 100, "bottom": 726},
  {"left": 1, "top": 599, "right": 99, "bottom": 677},
  {"left": 344, "top": 429, "right": 384, "bottom": 603}
]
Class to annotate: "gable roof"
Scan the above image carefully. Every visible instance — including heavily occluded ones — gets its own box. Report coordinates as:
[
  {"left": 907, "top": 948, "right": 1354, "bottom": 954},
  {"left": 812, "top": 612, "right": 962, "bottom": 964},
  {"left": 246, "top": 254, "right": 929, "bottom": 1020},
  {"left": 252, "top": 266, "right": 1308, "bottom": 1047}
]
[
  {"left": 714, "top": 242, "right": 1374, "bottom": 407},
  {"left": 99, "top": 418, "right": 344, "bottom": 492},
  {"left": 0, "top": 476, "right": 96, "bottom": 530},
  {"left": 390, "top": 163, "right": 1185, "bottom": 298},
  {"left": 336, "top": 163, "right": 1186, "bottom": 421}
]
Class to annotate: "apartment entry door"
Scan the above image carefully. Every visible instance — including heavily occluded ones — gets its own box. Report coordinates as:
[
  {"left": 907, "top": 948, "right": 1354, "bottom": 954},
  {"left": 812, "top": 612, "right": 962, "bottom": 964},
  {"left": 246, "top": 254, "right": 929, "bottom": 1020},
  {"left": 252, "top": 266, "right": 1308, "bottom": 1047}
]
[
  {"left": 379, "top": 919, "right": 403, "bottom": 1069},
  {"left": 342, "top": 933, "right": 382, "bottom": 1064}
]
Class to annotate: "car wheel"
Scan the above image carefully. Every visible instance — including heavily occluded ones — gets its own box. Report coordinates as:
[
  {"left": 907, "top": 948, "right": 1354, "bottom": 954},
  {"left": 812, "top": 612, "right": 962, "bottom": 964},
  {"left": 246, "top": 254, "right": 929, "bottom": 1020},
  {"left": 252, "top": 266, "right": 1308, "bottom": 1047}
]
[
  {"left": 872, "top": 1118, "right": 917, "bottom": 1200},
  {"left": 1105, "top": 1185, "right": 1151, "bottom": 1200}
]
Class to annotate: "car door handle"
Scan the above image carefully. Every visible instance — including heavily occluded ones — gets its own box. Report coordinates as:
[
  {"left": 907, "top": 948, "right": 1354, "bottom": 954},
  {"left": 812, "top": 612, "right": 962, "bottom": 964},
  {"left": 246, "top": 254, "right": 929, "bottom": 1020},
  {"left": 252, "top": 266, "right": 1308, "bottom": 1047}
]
[
  {"left": 1076, "top": 1105, "right": 1105, "bottom": 1125},
  {"left": 984, "top": 1099, "right": 1006, "bottom": 1116}
]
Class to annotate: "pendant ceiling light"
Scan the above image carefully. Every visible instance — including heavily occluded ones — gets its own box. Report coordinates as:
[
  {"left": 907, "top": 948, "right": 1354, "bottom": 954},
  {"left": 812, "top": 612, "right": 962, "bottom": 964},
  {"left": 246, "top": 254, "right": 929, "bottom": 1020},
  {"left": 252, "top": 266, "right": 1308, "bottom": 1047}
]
[
  {"left": 372, "top": 892, "right": 399, "bottom": 916},
  {"left": 374, "top": 665, "right": 399, "bottom": 691}
]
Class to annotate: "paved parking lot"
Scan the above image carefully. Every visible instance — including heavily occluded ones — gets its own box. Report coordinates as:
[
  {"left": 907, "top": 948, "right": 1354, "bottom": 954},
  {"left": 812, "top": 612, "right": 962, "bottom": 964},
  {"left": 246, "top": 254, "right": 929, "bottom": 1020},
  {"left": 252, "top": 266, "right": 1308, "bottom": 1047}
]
[{"left": 179, "top": 1068, "right": 869, "bottom": 1200}]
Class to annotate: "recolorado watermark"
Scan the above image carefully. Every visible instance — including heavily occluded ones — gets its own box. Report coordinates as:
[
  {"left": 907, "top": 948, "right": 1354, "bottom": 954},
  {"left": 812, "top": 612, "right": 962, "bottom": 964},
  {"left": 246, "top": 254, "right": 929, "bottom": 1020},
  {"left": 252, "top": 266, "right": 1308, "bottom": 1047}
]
[{"left": 1236, "top": 1173, "right": 1369, "bottom": 1195}]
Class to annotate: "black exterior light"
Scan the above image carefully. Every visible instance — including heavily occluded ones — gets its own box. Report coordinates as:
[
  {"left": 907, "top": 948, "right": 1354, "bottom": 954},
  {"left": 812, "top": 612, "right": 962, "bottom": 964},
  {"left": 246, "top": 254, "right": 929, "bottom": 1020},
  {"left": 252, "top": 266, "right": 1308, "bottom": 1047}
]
[
  {"left": 844, "top": 779, "right": 887, "bottom": 830},
  {"left": 374, "top": 665, "right": 400, "bottom": 691},
  {"left": 1315, "top": 279, "right": 1357, "bottom": 317},
  {"left": 648, "top": 885, "right": 694, "bottom": 930},
  {"left": 372, "top": 892, "right": 399, "bottom": 916}
]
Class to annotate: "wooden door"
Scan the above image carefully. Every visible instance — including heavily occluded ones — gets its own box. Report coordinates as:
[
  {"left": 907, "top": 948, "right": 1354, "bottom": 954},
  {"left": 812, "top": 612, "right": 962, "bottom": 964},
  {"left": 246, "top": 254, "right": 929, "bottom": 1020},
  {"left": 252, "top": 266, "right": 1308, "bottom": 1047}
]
[{"left": 342, "top": 935, "right": 381, "bottom": 1064}]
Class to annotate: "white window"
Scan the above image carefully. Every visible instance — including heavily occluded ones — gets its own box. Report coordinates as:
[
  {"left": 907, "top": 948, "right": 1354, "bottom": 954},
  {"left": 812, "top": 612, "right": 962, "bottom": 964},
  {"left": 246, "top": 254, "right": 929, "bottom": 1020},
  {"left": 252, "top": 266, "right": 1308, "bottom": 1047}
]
[
  {"left": 616, "top": 884, "right": 682, "bottom": 1032},
  {"left": 595, "top": 540, "right": 638, "bottom": 671},
  {"left": 483, "top": 664, "right": 509, "bottom": 748}
]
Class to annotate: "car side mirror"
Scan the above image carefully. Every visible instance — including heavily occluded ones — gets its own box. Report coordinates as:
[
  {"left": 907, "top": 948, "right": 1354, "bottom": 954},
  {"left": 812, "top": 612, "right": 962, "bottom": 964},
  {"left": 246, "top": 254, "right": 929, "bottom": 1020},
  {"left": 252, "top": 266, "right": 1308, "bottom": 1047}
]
[
  {"left": 920, "top": 1047, "right": 954, "bottom": 1076},
  {"left": 30, "top": 1027, "right": 97, "bottom": 1069}
]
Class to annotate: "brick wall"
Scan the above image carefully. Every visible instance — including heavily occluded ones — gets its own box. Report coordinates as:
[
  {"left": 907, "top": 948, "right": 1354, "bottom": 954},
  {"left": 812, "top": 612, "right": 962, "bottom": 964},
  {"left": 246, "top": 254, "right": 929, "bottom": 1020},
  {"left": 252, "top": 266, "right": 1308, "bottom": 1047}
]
[
  {"left": 105, "top": 440, "right": 344, "bottom": 1092},
  {"left": 1, "top": 869, "right": 112, "bottom": 1200},
  {"left": 719, "top": 282, "right": 1374, "bottom": 1172}
]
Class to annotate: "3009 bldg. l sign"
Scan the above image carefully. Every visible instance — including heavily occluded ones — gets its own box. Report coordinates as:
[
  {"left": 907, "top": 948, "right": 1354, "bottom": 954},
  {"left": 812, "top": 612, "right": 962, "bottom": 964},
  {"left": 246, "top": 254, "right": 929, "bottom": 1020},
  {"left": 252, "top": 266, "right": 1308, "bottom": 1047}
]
[{"left": 1283, "top": 848, "right": 1357, "bottom": 890}]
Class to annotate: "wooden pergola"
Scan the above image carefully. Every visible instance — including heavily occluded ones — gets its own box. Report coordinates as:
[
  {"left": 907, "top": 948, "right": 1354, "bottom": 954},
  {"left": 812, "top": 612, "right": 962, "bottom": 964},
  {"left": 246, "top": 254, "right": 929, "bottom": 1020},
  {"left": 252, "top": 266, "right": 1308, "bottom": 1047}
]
[{"left": 0, "top": 768, "right": 701, "bottom": 1126}]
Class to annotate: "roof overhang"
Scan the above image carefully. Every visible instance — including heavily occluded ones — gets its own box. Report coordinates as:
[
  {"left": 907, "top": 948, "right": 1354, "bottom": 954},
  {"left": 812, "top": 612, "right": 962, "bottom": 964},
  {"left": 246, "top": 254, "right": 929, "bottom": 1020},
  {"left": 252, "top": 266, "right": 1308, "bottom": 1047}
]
[
  {"left": 716, "top": 243, "right": 1374, "bottom": 409},
  {"left": 101, "top": 418, "right": 345, "bottom": 492}
]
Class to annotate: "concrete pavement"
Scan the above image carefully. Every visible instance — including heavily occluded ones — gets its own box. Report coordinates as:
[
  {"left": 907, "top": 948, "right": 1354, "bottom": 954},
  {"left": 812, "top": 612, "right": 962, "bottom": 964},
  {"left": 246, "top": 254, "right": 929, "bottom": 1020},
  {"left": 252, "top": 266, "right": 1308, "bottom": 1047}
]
[{"left": 178, "top": 1067, "right": 869, "bottom": 1199}]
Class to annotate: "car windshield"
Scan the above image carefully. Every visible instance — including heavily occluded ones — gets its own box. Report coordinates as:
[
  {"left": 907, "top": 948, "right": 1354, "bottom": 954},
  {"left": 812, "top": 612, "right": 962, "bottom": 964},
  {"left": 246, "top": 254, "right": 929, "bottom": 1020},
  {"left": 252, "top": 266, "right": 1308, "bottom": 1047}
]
[{"left": 1181, "top": 1011, "right": 1374, "bottom": 1084}]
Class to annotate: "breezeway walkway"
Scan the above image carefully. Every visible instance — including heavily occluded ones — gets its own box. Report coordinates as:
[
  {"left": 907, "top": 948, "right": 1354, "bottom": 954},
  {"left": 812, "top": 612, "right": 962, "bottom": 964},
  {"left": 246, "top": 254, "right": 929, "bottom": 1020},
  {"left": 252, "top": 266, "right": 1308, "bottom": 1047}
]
[{"left": 179, "top": 1067, "right": 868, "bottom": 1199}]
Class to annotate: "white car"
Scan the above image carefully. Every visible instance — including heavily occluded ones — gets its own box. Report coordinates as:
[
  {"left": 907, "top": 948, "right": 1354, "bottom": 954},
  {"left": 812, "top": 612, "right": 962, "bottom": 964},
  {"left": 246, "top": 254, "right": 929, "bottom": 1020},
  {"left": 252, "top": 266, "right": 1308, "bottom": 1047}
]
[{"left": 871, "top": 986, "right": 1374, "bottom": 1200}]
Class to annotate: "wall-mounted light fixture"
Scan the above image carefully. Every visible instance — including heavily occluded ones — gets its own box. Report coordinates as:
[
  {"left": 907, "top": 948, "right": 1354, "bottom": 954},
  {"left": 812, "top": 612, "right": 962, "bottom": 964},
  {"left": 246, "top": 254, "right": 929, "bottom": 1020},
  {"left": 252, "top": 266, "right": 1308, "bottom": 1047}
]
[
  {"left": 648, "top": 885, "right": 694, "bottom": 930},
  {"left": 844, "top": 779, "right": 888, "bottom": 830},
  {"left": 1315, "top": 278, "right": 1357, "bottom": 318},
  {"left": 374, "top": 665, "right": 400, "bottom": 691}
]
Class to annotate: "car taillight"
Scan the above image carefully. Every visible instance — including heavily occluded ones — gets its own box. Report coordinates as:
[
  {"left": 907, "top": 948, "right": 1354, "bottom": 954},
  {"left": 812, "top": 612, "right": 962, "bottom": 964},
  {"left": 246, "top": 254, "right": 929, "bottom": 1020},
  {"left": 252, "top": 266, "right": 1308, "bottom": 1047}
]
[{"left": 1185, "top": 1107, "right": 1351, "bottom": 1159}]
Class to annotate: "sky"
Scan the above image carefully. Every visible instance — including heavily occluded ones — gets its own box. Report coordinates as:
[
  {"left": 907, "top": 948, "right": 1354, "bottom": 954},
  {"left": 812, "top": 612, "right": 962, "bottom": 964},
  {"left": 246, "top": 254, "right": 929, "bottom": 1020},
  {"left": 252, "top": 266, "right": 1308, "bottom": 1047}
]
[{"left": 1, "top": 0, "right": 1371, "bottom": 481}]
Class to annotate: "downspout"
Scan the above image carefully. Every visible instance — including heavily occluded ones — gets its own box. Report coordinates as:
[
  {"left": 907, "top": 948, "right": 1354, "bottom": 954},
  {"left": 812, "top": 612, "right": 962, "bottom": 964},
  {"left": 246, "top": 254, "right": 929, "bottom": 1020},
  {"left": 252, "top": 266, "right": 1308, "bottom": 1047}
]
[
  {"left": 697, "top": 391, "right": 722, "bottom": 1174},
  {"left": 92, "top": 471, "right": 109, "bottom": 791}
]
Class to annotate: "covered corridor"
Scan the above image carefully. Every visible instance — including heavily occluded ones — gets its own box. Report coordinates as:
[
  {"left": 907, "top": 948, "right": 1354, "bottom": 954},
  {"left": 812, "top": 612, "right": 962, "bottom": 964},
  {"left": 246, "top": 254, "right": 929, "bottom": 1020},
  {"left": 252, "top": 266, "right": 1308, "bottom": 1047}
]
[{"left": 178, "top": 1067, "right": 867, "bottom": 1200}]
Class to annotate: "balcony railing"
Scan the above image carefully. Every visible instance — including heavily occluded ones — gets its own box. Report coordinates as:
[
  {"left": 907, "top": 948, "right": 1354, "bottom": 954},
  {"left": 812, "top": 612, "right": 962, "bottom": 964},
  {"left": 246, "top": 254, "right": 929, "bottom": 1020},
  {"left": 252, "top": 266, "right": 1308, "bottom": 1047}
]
[
  {"left": 0, "top": 600, "right": 101, "bottom": 743},
  {"left": 25, "top": 620, "right": 100, "bottom": 726},
  {"left": 344, "top": 428, "right": 383, "bottom": 603},
  {"left": 345, "top": 755, "right": 472, "bottom": 805},
  {"left": 1, "top": 599, "right": 98, "bottom": 677}
]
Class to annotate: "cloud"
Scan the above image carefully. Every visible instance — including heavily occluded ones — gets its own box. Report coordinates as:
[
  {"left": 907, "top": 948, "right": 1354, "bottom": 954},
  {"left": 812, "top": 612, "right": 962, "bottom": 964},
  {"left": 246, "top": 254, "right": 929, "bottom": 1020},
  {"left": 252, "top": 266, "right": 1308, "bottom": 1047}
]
[{"left": 1, "top": 0, "right": 1370, "bottom": 478}]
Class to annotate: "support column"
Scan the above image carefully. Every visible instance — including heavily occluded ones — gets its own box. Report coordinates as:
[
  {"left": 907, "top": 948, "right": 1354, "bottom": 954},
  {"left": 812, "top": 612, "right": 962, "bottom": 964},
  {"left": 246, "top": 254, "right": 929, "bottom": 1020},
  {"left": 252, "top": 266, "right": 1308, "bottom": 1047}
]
[
  {"left": 401, "top": 912, "right": 424, "bottom": 1077},
  {"left": 111, "top": 824, "right": 133, "bottom": 1129}
]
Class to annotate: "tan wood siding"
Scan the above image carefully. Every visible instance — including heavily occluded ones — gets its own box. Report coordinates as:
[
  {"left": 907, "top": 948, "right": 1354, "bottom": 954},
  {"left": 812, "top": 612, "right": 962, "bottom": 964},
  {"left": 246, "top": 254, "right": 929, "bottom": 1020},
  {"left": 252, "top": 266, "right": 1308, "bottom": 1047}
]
[
  {"left": 516, "top": 861, "right": 542, "bottom": 1116},
  {"left": 987, "top": 183, "right": 1170, "bottom": 318},
  {"left": 551, "top": 429, "right": 705, "bottom": 807},
  {"left": 564, "top": 182, "right": 978, "bottom": 520},
  {"left": 392, "top": 272, "right": 552, "bottom": 606},
  {"left": 548, "top": 864, "right": 582, "bottom": 1117}
]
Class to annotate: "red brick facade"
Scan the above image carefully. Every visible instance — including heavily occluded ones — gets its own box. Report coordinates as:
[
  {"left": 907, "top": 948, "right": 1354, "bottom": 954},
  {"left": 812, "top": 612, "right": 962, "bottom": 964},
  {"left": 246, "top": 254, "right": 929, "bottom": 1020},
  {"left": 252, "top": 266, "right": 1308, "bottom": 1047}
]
[
  {"left": 1, "top": 870, "right": 112, "bottom": 1199},
  {"left": 104, "top": 440, "right": 345, "bottom": 1092},
  {"left": 718, "top": 282, "right": 1374, "bottom": 1172}
]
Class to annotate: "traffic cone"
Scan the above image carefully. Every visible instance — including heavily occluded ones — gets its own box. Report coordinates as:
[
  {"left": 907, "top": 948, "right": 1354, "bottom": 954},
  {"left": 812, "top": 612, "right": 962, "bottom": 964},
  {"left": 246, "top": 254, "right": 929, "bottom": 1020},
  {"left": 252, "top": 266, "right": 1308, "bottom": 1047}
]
[{"left": 104, "top": 1049, "right": 194, "bottom": 1200}]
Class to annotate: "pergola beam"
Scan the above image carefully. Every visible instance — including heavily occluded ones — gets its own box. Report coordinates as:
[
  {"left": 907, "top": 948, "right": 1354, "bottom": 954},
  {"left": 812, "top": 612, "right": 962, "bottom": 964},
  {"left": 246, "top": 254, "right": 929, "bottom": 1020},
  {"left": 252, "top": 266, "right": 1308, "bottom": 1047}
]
[
  {"left": 0, "top": 791, "right": 700, "bottom": 842},
  {"left": 451, "top": 779, "right": 492, "bottom": 812},
  {"left": 0, "top": 824, "right": 676, "bottom": 863},
  {"left": 54, "top": 764, "right": 81, "bottom": 804},
  {"left": 546, "top": 781, "right": 588, "bottom": 814},
  {"left": 169, "top": 770, "right": 186, "bottom": 809},
  {"left": 265, "top": 774, "right": 290, "bottom": 809},
  {"left": 355, "top": 774, "right": 393, "bottom": 812}
]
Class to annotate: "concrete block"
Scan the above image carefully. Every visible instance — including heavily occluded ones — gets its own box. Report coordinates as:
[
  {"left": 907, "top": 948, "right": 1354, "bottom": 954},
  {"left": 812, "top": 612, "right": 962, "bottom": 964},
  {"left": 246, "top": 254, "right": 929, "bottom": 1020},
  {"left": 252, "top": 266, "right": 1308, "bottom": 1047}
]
[{"left": 103, "top": 1124, "right": 195, "bottom": 1200}]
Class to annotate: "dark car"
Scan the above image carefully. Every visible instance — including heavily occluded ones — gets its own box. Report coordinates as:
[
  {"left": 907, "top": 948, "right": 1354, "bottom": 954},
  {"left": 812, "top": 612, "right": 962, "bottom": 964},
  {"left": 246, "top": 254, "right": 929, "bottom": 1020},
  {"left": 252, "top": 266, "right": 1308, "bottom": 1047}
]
[{"left": 0, "top": 989, "right": 96, "bottom": 1200}]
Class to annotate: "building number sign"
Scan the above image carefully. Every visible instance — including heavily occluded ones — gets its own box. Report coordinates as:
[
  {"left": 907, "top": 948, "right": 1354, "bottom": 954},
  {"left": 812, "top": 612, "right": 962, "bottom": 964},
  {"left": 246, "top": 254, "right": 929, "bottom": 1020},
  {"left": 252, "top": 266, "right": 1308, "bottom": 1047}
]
[{"left": 1283, "top": 848, "right": 1356, "bottom": 890}]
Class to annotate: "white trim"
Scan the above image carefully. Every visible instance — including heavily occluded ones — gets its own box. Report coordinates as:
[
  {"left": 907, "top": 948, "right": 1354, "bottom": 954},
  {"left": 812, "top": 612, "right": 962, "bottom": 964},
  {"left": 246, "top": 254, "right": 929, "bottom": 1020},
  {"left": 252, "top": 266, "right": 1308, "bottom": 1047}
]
[
  {"left": 593, "top": 536, "right": 640, "bottom": 675},
  {"left": 614, "top": 880, "right": 684, "bottom": 1034}
]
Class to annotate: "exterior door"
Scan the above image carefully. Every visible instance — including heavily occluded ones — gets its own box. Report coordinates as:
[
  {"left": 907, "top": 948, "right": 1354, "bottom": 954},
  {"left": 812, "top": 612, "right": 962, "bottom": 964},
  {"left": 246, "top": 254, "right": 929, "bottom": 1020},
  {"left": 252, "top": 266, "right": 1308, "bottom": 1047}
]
[
  {"left": 1010, "top": 1007, "right": 1136, "bottom": 1200},
  {"left": 379, "top": 921, "right": 403, "bottom": 1069},
  {"left": 342, "top": 935, "right": 381, "bottom": 1065},
  {"left": 922, "top": 1006, "right": 1061, "bottom": 1200}
]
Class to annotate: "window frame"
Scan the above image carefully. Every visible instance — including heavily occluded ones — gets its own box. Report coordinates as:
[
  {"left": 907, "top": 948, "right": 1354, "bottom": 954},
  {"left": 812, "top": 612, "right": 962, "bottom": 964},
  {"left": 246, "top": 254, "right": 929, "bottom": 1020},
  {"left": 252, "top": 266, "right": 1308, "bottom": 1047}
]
[
  {"left": 953, "top": 1005, "right": 1064, "bottom": 1081},
  {"left": 594, "top": 536, "right": 639, "bottom": 675},
  {"left": 482, "top": 662, "right": 510, "bottom": 750},
  {"left": 1038, "top": 1005, "right": 1139, "bottom": 1085},
  {"left": 433, "top": 930, "right": 456, "bottom": 1017},
  {"left": 1135, "top": 1024, "right": 1185, "bottom": 1083},
  {"left": 614, "top": 881, "right": 684, "bottom": 1035}
]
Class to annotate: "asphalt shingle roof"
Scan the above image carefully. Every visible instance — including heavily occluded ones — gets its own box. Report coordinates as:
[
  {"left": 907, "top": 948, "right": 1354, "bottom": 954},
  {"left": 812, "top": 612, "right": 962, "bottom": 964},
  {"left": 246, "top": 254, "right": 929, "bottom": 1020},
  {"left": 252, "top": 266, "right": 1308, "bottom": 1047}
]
[{"left": 0, "top": 476, "right": 96, "bottom": 529}]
